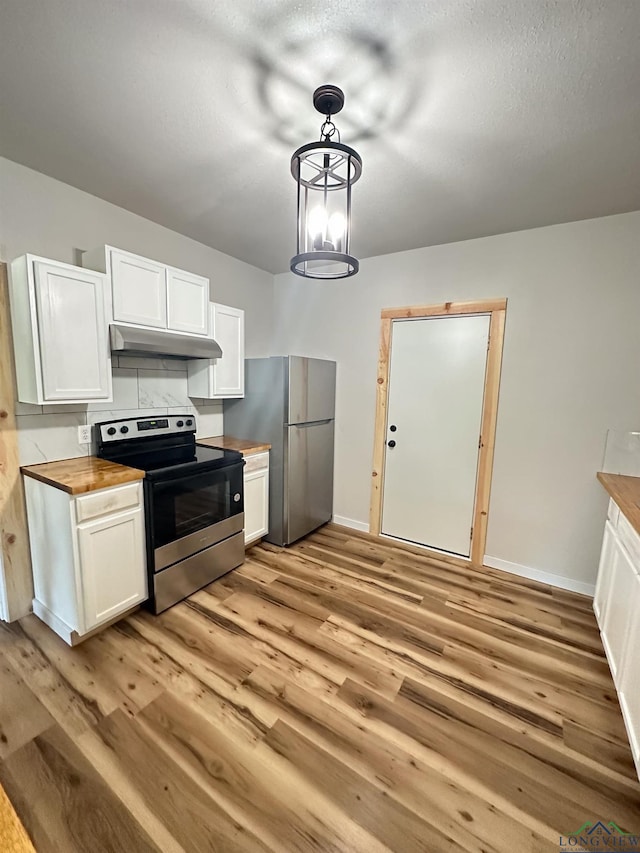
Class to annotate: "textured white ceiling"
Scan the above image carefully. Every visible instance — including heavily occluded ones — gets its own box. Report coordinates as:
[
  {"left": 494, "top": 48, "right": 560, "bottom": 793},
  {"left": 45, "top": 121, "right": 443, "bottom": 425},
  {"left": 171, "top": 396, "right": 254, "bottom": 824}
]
[{"left": 1, "top": 0, "right": 639, "bottom": 273}]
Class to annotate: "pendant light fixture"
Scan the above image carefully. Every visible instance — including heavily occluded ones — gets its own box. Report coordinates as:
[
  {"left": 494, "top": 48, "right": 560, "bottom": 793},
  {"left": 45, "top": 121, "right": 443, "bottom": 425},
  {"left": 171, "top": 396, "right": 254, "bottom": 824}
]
[{"left": 290, "top": 85, "right": 363, "bottom": 279}]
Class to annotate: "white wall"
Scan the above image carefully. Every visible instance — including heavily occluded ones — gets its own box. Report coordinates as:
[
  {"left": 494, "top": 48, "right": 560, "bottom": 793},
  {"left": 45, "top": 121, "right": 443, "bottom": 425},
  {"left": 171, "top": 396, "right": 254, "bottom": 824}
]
[
  {"left": 273, "top": 211, "right": 640, "bottom": 592},
  {"left": 0, "top": 157, "right": 273, "bottom": 357}
]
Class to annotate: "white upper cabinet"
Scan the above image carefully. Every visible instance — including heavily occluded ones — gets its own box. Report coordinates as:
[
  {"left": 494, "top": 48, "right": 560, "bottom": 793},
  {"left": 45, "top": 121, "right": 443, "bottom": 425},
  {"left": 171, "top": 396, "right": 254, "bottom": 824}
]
[
  {"left": 187, "top": 302, "right": 245, "bottom": 399},
  {"left": 9, "top": 255, "right": 112, "bottom": 404},
  {"left": 111, "top": 249, "right": 167, "bottom": 328},
  {"left": 211, "top": 303, "right": 245, "bottom": 396},
  {"left": 82, "top": 245, "right": 210, "bottom": 337},
  {"left": 166, "top": 268, "right": 209, "bottom": 336}
]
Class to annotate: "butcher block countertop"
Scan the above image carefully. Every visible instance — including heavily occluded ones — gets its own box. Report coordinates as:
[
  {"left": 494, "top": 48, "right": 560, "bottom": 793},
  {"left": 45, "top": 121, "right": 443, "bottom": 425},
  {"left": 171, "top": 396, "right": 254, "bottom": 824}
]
[
  {"left": 197, "top": 435, "right": 271, "bottom": 456},
  {"left": 21, "top": 457, "right": 145, "bottom": 495},
  {"left": 598, "top": 472, "right": 640, "bottom": 537}
]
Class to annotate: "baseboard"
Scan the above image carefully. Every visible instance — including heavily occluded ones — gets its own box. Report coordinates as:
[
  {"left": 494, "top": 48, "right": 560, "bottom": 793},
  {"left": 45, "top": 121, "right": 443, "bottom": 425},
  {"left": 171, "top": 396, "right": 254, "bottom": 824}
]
[
  {"left": 32, "top": 599, "right": 75, "bottom": 643},
  {"left": 484, "top": 555, "right": 595, "bottom": 597},
  {"left": 332, "top": 515, "right": 370, "bottom": 533}
]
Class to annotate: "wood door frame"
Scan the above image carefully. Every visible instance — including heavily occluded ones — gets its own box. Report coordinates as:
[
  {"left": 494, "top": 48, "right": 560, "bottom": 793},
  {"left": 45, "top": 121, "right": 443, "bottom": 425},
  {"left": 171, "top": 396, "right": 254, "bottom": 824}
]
[{"left": 370, "top": 298, "right": 507, "bottom": 567}]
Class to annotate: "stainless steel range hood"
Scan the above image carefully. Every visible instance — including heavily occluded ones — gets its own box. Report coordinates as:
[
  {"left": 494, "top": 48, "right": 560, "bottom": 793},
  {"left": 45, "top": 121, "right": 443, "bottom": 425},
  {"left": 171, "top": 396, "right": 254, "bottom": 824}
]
[{"left": 110, "top": 325, "right": 223, "bottom": 360}]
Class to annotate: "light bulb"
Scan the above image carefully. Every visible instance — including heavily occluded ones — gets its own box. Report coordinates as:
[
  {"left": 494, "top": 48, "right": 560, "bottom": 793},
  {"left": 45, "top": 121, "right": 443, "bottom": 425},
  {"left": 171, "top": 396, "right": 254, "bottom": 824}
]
[
  {"left": 307, "top": 206, "right": 328, "bottom": 239},
  {"left": 328, "top": 212, "right": 345, "bottom": 243}
]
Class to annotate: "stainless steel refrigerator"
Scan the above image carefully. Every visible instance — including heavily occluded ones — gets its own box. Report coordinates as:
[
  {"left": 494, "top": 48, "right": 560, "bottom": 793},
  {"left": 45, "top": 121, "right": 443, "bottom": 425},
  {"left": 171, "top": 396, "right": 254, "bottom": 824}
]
[{"left": 224, "top": 356, "right": 336, "bottom": 546}]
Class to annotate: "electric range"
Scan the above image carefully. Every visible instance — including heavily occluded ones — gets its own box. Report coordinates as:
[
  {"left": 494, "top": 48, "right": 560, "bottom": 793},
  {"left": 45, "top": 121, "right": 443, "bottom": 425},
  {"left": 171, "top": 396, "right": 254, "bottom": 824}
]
[{"left": 96, "top": 414, "right": 245, "bottom": 613}]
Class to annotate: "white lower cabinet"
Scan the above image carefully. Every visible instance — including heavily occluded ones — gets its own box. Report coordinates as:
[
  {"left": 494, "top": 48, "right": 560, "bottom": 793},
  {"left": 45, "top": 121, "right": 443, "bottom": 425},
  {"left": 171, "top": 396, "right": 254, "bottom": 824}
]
[
  {"left": 593, "top": 519, "right": 615, "bottom": 624},
  {"left": 24, "top": 478, "right": 147, "bottom": 644},
  {"left": 243, "top": 451, "right": 269, "bottom": 545},
  {"left": 619, "top": 572, "right": 640, "bottom": 767},
  {"left": 77, "top": 507, "right": 147, "bottom": 631},
  {"left": 594, "top": 497, "right": 640, "bottom": 777},
  {"left": 600, "top": 536, "right": 637, "bottom": 682}
]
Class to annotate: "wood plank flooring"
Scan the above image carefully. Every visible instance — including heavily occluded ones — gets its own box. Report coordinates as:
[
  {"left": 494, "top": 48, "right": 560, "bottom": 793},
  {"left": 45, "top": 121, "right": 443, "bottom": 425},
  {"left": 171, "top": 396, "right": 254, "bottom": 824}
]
[{"left": 1, "top": 523, "right": 639, "bottom": 852}]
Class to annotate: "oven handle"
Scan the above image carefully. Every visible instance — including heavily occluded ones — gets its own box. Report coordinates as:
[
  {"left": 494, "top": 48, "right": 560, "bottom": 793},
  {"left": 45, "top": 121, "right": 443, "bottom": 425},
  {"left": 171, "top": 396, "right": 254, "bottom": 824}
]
[{"left": 149, "top": 460, "right": 245, "bottom": 489}]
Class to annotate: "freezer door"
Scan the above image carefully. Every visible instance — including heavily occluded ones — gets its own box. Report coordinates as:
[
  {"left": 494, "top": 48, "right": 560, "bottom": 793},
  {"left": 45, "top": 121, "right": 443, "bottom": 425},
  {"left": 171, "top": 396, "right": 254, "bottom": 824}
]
[
  {"left": 285, "top": 419, "right": 335, "bottom": 544},
  {"left": 287, "top": 357, "right": 336, "bottom": 425}
]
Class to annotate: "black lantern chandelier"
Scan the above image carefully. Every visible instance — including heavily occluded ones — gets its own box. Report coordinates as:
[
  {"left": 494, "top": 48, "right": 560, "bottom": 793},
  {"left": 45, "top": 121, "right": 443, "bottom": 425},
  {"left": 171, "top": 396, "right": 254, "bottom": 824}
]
[{"left": 290, "top": 85, "right": 363, "bottom": 279}]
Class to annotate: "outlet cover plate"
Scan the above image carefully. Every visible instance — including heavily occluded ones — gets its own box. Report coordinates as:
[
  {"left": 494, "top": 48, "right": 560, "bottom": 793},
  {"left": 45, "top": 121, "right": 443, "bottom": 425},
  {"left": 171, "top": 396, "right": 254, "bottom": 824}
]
[{"left": 78, "top": 424, "right": 91, "bottom": 445}]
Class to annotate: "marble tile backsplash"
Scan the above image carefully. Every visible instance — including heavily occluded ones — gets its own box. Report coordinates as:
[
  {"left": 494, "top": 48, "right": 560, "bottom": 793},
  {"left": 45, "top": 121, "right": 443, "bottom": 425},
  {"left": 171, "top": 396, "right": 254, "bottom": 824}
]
[
  {"left": 17, "top": 412, "right": 89, "bottom": 466},
  {"left": 16, "top": 355, "right": 224, "bottom": 465},
  {"left": 138, "top": 369, "right": 192, "bottom": 409}
]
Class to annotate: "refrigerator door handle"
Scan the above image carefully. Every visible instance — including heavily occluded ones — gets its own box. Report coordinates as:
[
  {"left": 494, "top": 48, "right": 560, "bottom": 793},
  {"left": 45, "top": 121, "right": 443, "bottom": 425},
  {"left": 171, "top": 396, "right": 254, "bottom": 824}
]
[{"left": 287, "top": 419, "right": 333, "bottom": 428}]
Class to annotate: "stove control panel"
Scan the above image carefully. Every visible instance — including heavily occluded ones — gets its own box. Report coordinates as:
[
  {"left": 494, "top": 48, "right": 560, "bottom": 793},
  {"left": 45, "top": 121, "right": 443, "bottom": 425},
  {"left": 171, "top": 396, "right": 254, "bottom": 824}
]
[{"left": 96, "top": 414, "right": 196, "bottom": 444}]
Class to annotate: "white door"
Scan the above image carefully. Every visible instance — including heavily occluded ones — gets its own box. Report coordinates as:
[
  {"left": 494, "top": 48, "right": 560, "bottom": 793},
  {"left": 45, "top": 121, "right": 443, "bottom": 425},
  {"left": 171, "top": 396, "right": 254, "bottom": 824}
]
[
  {"left": 34, "top": 261, "right": 112, "bottom": 401},
  {"left": 381, "top": 314, "right": 490, "bottom": 557},
  {"left": 166, "top": 268, "right": 210, "bottom": 336},
  {"left": 77, "top": 507, "right": 147, "bottom": 632},
  {"left": 111, "top": 249, "right": 167, "bottom": 328},
  {"left": 211, "top": 303, "right": 245, "bottom": 397}
]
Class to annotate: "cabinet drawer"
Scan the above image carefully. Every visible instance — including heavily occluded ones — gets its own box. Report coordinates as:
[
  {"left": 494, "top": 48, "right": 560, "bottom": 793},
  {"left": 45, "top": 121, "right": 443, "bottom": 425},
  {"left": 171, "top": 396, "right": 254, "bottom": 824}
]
[
  {"left": 243, "top": 451, "right": 269, "bottom": 474},
  {"left": 618, "top": 513, "right": 640, "bottom": 569},
  {"left": 75, "top": 482, "right": 141, "bottom": 523}
]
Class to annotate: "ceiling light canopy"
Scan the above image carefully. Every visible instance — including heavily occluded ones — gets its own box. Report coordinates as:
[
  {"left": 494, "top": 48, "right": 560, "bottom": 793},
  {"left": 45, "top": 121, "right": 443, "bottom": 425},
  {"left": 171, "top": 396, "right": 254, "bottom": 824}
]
[{"left": 290, "top": 85, "right": 362, "bottom": 280}]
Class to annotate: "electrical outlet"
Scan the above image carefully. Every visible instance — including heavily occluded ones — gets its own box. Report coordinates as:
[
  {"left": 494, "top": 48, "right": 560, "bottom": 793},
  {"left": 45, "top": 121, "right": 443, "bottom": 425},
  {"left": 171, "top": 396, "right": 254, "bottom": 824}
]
[{"left": 78, "top": 424, "right": 92, "bottom": 445}]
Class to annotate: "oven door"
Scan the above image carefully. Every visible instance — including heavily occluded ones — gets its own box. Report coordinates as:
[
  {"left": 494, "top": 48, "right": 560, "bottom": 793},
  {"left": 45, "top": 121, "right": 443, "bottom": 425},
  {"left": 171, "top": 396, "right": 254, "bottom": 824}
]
[{"left": 149, "top": 461, "right": 244, "bottom": 572}]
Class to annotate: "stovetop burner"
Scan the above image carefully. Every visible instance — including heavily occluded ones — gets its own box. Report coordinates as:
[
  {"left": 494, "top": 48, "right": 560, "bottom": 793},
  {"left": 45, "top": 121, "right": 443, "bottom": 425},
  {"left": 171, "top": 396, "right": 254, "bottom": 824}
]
[{"left": 111, "top": 443, "right": 239, "bottom": 479}]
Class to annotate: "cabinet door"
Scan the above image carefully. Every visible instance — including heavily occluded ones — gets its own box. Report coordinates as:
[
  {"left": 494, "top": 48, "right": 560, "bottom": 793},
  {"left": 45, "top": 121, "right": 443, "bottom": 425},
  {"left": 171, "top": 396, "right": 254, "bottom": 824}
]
[
  {"left": 594, "top": 520, "right": 616, "bottom": 628},
  {"left": 601, "top": 537, "right": 637, "bottom": 683},
  {"left": 77, "top": 507, "right": 147, "bottom": 632},
  {"left": 34, "top": 261, "right": 112, "bottom": 401},
  {"left": 166, "top": 268, "right": 209, "bottom": 336},
  {"left": 211, "top": 303, "right": 245, "bottom": 397},
  {"left": 186, "top": 303, "right": 245, "bottom": 399},
  {"left": 111, "top": 249, "right": 167, "bottom": 328},
  {"left": 619, "top": 571, "right": 640, "bottom": 774},
  {"left": 244, "top": 468, "right": 269, "bottom": 544}
]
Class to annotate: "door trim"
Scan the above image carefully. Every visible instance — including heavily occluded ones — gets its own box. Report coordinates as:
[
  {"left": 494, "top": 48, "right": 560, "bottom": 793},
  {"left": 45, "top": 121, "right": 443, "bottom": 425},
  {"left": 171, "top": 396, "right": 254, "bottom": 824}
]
[{"left": 370, "top": 298, "right": 507, "bottom": 567}]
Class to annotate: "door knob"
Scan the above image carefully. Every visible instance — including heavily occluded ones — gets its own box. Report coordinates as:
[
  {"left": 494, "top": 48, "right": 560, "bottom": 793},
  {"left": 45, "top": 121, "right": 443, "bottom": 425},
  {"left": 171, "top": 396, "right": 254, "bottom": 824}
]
[
  {"left": 387, "top": 440, "right": 396, "bottom": 448},
  {"left": 389, "top": 424, "right": 397, "bottom": 432}
]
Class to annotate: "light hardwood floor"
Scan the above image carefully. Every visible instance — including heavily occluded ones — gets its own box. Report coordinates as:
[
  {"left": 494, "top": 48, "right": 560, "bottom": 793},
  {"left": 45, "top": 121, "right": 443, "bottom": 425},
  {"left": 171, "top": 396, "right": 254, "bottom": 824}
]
[{"left": 0, "top": 524, "right": 639, "bottom": 852}]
